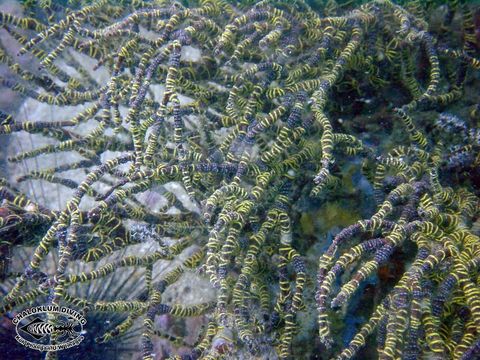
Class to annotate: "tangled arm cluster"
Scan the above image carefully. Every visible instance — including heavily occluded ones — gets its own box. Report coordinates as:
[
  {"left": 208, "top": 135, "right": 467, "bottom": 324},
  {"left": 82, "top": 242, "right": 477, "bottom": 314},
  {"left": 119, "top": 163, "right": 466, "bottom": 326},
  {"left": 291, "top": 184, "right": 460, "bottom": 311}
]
[{"left": 0, "top": 0, "right": 480, "bottom": 359}]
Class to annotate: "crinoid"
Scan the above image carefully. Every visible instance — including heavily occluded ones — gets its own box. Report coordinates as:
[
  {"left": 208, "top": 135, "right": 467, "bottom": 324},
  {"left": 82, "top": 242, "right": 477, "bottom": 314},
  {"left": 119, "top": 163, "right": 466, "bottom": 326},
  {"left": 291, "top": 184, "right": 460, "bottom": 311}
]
[{"left": 0, "top": 0, "right": 479, "bottom": 359}]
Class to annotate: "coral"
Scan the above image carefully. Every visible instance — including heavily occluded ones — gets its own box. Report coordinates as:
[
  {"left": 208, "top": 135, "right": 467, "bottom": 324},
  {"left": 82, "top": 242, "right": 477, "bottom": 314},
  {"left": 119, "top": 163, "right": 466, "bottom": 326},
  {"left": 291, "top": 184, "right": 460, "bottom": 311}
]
[{"left": 0, "top": 0, "right": 479, "bottom": 359}]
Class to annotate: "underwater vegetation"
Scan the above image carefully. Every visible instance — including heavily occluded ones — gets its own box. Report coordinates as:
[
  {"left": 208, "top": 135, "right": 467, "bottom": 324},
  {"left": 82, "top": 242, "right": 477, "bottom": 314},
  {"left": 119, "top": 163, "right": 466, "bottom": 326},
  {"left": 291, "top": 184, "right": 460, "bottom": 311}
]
[{"left": 0, "top": 0, "right": 479, "bottom": 359}]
